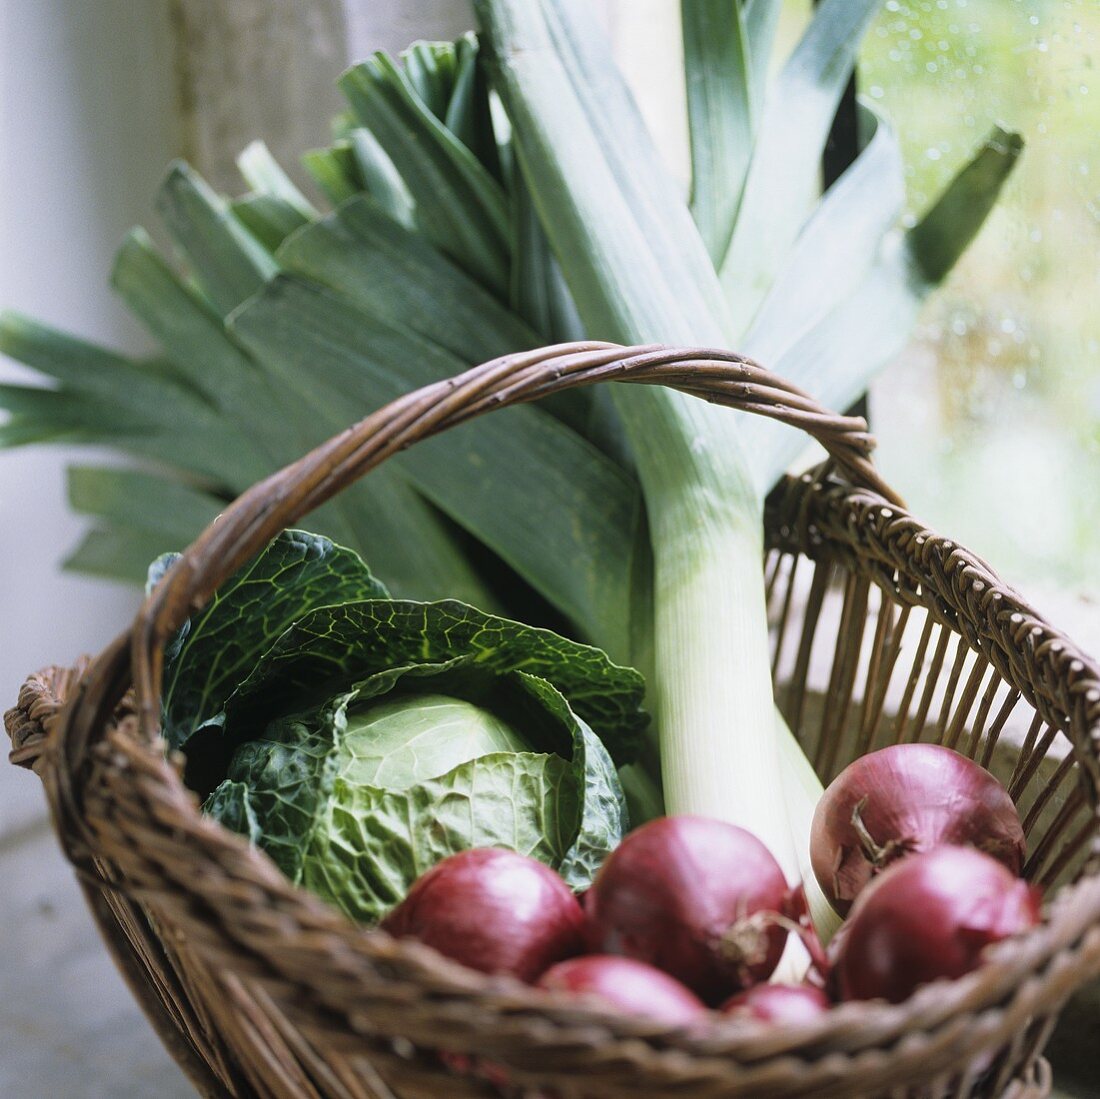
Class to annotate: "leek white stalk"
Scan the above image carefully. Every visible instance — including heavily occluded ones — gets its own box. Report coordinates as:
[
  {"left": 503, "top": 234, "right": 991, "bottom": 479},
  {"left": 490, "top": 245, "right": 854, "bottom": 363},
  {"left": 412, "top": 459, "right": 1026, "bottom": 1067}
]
[
  {"left": 478, "top": 0, "right": 802, "bottom": 881},
  {"left": 780, "top": 716, "right": 844, "bottom": 944},
  {"left": 618, "top": 386, "right": 799, "bottom": 882}
]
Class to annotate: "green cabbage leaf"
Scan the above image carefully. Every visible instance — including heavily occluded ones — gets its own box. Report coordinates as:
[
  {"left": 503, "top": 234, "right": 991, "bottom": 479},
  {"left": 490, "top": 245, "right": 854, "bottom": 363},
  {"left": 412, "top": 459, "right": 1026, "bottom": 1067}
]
[{"left": 150, "top": 530, "right": 644, "bottom": 921}]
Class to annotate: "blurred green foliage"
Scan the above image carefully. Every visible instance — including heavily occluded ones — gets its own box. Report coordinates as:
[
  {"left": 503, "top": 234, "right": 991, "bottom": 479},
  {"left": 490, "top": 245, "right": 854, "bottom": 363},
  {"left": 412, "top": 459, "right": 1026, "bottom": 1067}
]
[{"left": 859, "top": 0, "right": 1100, "bottom": 594}]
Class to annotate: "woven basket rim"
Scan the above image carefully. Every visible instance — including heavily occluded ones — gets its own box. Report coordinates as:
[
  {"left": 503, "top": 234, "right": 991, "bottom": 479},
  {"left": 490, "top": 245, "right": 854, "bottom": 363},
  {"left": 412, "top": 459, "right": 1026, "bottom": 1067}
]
[
  {"left": 10, "top": 342, "right": 1100, "bottom": 1096},
  {"left": 13, "top": 496, "right": 1100, "bottom": 1076},
  {"left": 12, "top": 471, "right": 1100, "bottom": 1091}
]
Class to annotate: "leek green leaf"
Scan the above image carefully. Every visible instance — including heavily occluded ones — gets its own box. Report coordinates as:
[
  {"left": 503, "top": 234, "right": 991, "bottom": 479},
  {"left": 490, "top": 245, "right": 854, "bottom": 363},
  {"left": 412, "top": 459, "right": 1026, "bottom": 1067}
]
[
  {"left": 401, "top": 39, "right": 459, "bottom": 121},
  {"left": 229, "top": 275, "right": 639, "bottom": 653},
  {"left": 236, "top": 140, "right": 318, "bottom": 220},
  {"left": 0, "top": 381, "right": 141, "bottom": 441},
  {"left": 0, "top": 385, "right": 138, "bottom": 447},
  {"left": 744, "top": 0, "right": 783, "bottom": 102},
  {"left": 111, "top": 228, "right": 270, "bottom": 423},
  {"left": 67, "top": 465, "right": 225, "bottom": 545},
  {"left": 342, "top": 53, "right": 511, "bottom": 296},
  {"left": 347, "top": 128, "right": 416, "bottom": 228},
  {"left": 113, "top": 226, "right": 484, "bottom": 602},
  {"left": 279, "top": 190, "right": 598, "bottom": 442},
  {"left": 156, "top": 161, "right": 278, "bottom": 317},
  {"left": 0, "top": 312, "right": 268, "bottom": 486},
  {"left": 231, "top": 194, "right": 311, "bottom": 252},
  {"left": 509, "top": 168, "right": 585, "bottom": 345},
  {"left": 748, "top": 125, "right": 1023, "bottom": 487},
  {"left": 743, "top": 104, "right": 904, "bottom": 366},
  {"left": 444, "top": 34, "right": 503, "bottom": 180},
  {"left": 302, "top": 142, "right": 363, "bottom": 205},
  {"left": 477, "top": 0, "right": 728, "bottom": 344},
  {"left": 720, "top": 0, "right": 883, "bottom": 331},
  {"left": 683, "top": 0, "right": 754, "bottom": 264},
  {"left": 909, "top": 125, "right": 1025, "bottom": 284},
  {"left": 279, "top": 190, "right": 596, "bottom": 442},
  {"left": 64, "top": 527, "right": 181, "bottom": 583},
  {"left": 275, "top": 194, "right": 535, "bottom": 364}
]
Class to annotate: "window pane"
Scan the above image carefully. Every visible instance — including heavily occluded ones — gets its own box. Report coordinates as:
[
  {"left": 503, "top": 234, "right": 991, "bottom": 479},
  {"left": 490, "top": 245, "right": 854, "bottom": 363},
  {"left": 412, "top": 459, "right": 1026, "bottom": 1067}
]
[{"left": 862, "top": 0, "right": 1099, "bottom": 594}]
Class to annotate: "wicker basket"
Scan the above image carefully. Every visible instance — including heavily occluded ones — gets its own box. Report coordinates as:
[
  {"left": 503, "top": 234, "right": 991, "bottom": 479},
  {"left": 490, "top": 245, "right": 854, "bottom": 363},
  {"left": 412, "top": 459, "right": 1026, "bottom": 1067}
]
[{"left": 8, "top": 342, "right": 1100, "bottom": 1099}]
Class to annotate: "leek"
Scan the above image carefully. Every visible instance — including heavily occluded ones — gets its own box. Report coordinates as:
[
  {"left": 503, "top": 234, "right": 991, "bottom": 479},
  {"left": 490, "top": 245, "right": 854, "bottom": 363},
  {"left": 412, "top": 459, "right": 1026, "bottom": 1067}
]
[
  {"left": 478, "top": 0, "right": 800, "bottom": 879},
  {"left": 477, "top": 0, "right": 1021, "bottom": 924}
]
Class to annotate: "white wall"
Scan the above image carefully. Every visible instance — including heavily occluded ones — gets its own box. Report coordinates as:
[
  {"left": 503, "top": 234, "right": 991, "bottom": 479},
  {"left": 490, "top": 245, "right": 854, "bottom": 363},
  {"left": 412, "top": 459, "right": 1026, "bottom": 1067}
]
[
  {"left": 344, "top": 0, "right": 476, "bottom": 57},
  {"left": 0, "top": 0, "right": 181, "bottom": 832}
]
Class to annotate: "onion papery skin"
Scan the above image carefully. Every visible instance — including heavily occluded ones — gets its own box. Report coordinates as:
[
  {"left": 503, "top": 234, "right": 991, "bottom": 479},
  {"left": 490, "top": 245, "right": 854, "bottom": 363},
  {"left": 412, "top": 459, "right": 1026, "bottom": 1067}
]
[
  {"left": 834, "top": 845, "right": 1042, "bottom": 1004},
  {"left": 584, "top": 816, "right": 789, "bottom": 1004},
  {"left": 811, "top": 744, "right": 1025, "bottom": 915},
  {"left": 721, "top": 983, "right": 831, "bottom": 1025},
  {"left": 381, "top": 848, "right": 585, "bottom": 982},
  {"left": 537, "top": 955, "right": 707, "bottom": 1025}
]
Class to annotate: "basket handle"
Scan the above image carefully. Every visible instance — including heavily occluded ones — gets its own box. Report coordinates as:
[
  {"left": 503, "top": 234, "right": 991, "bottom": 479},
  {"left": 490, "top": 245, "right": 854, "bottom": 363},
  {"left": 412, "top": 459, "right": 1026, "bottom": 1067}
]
[{"left": 55, "top": 342, "right": 899, "bottom": 816}]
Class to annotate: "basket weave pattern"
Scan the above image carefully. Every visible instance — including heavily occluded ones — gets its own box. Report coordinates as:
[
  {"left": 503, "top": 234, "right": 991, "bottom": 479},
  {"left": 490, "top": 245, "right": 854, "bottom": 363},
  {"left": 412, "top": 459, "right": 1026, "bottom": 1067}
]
[{"left": 8, "top": 343, "right": 1100, "bottom": 1099}]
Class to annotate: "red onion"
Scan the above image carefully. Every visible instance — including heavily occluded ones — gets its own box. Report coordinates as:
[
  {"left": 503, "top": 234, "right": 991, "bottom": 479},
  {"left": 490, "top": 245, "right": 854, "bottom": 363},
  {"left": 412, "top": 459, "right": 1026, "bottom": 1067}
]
[
  {"left": 381, "top": 848, "right": 585, "bottom": 982},
  {"left": 721, "top": 983, "right": 831, "bottom": 1025},
  {"left": 584, "top": 816, "right": 789, "bottom": 1004},
  {"left": 834, "top": 845, "right": 1041, "bottom": 1004},
  {"left": 811, "top": 744, "right": 1025, "bottom": 914},
  {"left": 537, "top": 956, "right": 707, "bottom": 1025}
]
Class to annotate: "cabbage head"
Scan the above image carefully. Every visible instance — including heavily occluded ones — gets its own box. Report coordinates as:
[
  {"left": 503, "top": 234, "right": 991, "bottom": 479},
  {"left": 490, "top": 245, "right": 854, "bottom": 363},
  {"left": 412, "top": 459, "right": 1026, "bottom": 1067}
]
[{"left": 151, "top": 530, "right": 646, "bottom": 923}]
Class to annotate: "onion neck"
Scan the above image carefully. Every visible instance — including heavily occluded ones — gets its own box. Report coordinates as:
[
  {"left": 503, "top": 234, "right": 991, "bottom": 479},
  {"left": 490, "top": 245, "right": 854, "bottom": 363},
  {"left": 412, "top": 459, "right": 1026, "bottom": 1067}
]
[{"left": 850, "top": 797, "right": 916, "bottom": 869}]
